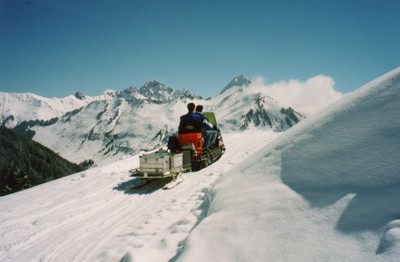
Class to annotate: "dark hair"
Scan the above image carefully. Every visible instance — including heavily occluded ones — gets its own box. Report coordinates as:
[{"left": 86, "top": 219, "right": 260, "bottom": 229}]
[
  {"left": 195, "top": 105, "right": 203, "bottom": 112},
  {"left": 187, "top": 102, "right": 195, "bottom": 112}
]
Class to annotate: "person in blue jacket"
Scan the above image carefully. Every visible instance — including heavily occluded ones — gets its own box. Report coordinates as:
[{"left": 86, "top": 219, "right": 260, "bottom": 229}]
[
  {"left": 195, "top": 105, "right": 218, "bottom": 148},
  {"left": 179, "top": 102, "right": 203, "bottom": 132}
]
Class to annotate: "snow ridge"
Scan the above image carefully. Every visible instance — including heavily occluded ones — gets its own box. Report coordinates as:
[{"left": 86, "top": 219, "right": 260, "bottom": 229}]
[{"left": 175, "top": 67, "right": 400, "bottom": 261}]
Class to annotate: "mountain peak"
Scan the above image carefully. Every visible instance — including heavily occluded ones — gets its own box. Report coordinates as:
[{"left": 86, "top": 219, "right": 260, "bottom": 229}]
[
  {"left": 121, "top": 86, "right": 139, "bottom": 95},
  {"left": 119, "top": 86, "right": 146, "bottom": 100},
  {"left": 139, "top": 80, "right": 176, "bottom": 102},
  {"left": 140, "top": 80, "right": 170, "bottom": 91},
  {"left": 75, "top": 91, "right": 86, "bottom": 100},
  {"left": 220, "top": 74, "right": 251, "bottom": 94}
]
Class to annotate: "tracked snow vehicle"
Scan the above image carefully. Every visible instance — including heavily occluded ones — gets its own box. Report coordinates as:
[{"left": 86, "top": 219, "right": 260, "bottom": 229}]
[
  {"left": 130, "top": 112, "right": 225, "bottom": 188},
  {"left": 174, "top": 111, "right": 225, "bottom": 171}
]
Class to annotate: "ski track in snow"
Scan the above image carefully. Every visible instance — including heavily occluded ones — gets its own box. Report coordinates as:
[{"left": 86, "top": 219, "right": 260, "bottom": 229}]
[{"left": 0, "top": 131, "right": 278, "bottom": 262}]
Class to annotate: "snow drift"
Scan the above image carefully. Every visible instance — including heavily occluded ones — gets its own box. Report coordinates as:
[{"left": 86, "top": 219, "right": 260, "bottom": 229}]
[{"left": 175, "top": 67, "right": 400, "bottom": 261}]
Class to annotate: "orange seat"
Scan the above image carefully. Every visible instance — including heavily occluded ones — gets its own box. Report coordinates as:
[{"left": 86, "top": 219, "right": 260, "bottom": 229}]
[{"left": 178, "top": 132, "right": 203, "bottom": 157}]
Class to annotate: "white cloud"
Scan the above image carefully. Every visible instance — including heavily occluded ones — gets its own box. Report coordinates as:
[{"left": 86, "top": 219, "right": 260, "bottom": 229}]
[{"left": 251, "top": 75, "right": 344, "bottom": 116}]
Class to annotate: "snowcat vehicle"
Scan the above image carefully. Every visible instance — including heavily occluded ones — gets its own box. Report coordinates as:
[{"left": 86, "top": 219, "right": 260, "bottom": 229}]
[
  {"left": 129, "top": 112, "right": 225, "bottom": 189},
  {"left": 174, "top": 111, "right": 225, "bottom": 170}
]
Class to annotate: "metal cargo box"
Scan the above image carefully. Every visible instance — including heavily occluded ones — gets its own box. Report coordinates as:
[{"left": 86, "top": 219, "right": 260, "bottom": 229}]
[
  {"left": 139, "top": 150, "right": 183, "bottom": 178},
  {"left": 140, "top": 151, "right": 170, "bottom": 176},
  {"left": 170, "top": 153, "right": 183, "bottom": 174}
]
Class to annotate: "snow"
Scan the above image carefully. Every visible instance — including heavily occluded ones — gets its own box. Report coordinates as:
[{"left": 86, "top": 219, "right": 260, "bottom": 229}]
[
  {"left": 0, "top": 131, "right": 278, "bottom": 262},
  {"left": 0, "top": 92, "right": 96, "bottom": 128},
  {"left": 1, "top": 67, "right": 400, "bottom": 261},
  {"left": 219, "top": 74, "right": 251, "bottom": 94},
  {"left": 176, "top": 67, "right": 400, "bottom": 261}
]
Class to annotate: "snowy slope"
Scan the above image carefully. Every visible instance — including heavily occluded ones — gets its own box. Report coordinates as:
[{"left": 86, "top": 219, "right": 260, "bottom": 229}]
[
  {"left": 0, "top": 131, "right": 279, "bottom": 262},
  {"left": 0, "top": 91, "right": 110, "bottom": 128},
  {"left": 175, "top": 67, "right": 400, "bottom": 261},
  {"left": 28, "top": 94, "right": 199, "bottom": 164},
  {"left": 0, "top": 68, "right": 399, "bottom": 262}
]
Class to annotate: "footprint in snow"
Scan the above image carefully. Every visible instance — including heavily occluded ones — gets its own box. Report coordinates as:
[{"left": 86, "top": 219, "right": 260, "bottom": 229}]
[{"left": 376, "top": 220, "right": 400, "bottom": 254}]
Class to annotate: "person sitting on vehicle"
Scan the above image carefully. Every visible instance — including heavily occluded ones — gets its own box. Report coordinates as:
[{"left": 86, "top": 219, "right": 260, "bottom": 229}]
[
  {"left": 195, "top": 105, "right": 218, "bottom": 148},
  {"left": 179, "top": 102, "right": 203, "bottom": 133}
]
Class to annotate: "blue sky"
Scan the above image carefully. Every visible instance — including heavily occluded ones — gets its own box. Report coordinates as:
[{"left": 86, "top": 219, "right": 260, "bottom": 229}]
[{"left": 0, "top": 0, "right": 399, "bottom": 98}]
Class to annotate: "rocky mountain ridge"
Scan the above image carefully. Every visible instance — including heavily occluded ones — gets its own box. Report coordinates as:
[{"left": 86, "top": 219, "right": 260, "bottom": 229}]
[{"left": 1, "top": 75, "right": 304, "bottom": 164}]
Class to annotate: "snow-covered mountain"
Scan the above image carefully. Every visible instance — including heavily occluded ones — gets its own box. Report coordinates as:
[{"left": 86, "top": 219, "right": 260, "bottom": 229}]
[
  {"left": 0, "top": 68, "right": 399, "bottom": 261},
  {"left": 208, "top": 81, "right": 302, "bottom": 131},
  {"left": 219, "top": 74, "right": 252, "bottom": 94},
  {"left": 138, "top": 80, "right": 203, "bottom": 102},
  {"left": 0, "top": 92, "right": 93, "bottom": 128},
  {"left": 2, "top": 76, "right": 303, "bottom": 164}
]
